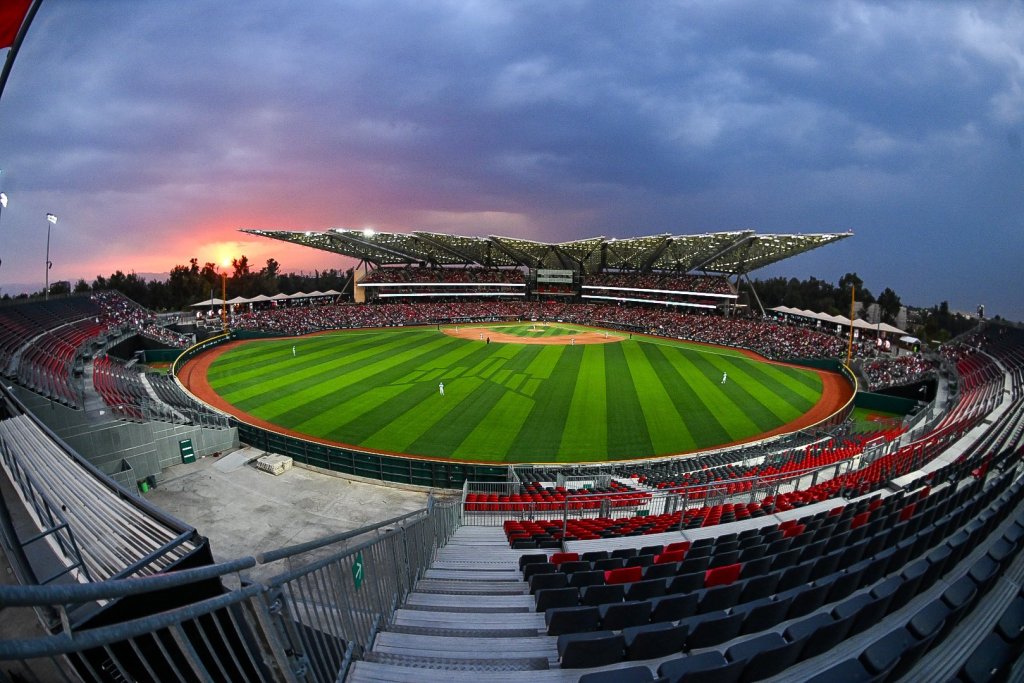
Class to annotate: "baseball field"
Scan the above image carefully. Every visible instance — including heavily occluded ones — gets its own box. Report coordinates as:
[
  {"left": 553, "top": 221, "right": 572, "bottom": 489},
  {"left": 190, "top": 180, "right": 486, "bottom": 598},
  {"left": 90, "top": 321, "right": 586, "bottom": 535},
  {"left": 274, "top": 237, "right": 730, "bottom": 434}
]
[{"left": 184, "top": 323, "right": 850, "bottom": 464}]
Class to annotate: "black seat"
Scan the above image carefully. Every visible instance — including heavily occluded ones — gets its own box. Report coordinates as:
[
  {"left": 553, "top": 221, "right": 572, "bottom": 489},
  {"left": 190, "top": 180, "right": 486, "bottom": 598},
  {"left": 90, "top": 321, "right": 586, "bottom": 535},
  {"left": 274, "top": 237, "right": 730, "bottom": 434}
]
[
  {"left": 535, "top": 586, "right": 579, "bottom": 612},
  {"left": 569, "top": 570, "right": 607, "bottom": 589},
  {"left": 861, "top": 625, "right": 928, "bottom": 680},
  {"left": 523, "top": 562, "right": 556, "bottom": 580},
  {"left": 804, "top": 657, "right": 883, "bottom": 683},
  {"left": 529, "top": 571, "right": 568, "bottom": 594},
  {"left": 907, "top": 598, "right": 949, "bottom": 641},
  {"left": 824, "top": 565, "right": 865, "bottom": 603},
  {"left": 641, "top": 544, "right": 665, "bottom": 556},
  {"left": 738, "top": 556, "right": 771, "bottom": 579},
  {"left": 808, "top": 550, "right": 843, "bottom": 581},
  {"left": 658, "top": 650, "right": 743, "bottom": 683},
  {"left": 709, "top": 550, "right": 740, "bottom": 568},
  {"left": 959, "top": 631, "right": 1017, "bottom": 683},
  {"left": 968, "top": 554, "right": 1001, "bottom": 595},
  {"left": 546, "top": 605, "right": 600, "bottom": 636},
  {"left": 612, "top": 547, "right": 639, "bottom": 559},
  {"left": 776, "top": 560, "right": 814, "bottom": 592},
  {"left": 668, "top": 571, "right": 705, "bottom": 595},
  {"left": 644, "top": 563, "right": 678, "bottom": 580},
  {"left": 942, "top": 575, "right": 979, "bottom": 629},
  {"left": 560, "top": 560, "right": 592, "bottom": 574},
  {"left": 738, "top": 544, "right": 766, "bottom": 562},
  {"left": 697, "top": 583, "right": 742, "bottom": 614},
  {"left": 600, "top": 600, "right": 653, "bottom": 630},
  {"left": 594, "top": 557, "right": 627, "bottom": 571},
  {"left": 684, "top": 610, "right": 744, "bottom": 650},
  {"left": 582, "top": 550, "right": 610, "bottom": 562},
  {"left": 651, "top": 592, "right": 698, "bottom": 623},
  {"left": 726, "top": 631, "right": 801, "bottom": 682},
  {"left": 679, "top": 556, "right": 711, "bottom": 574},
  {"left": 738, "top": 594, "right": 793, "bottom": 635},
  {"left": 739, "top": 571, "right": 779, "bottom": 603},
  {"left": 581, "top": 583, "right": 626, "bottom": 607},
  {"left": 624, "top": 621, "right": 688, "bottom": 660},
  {"left": 785, "top": 611, "right": 849, "bottom": 660},
  {"left": 785, "top": 582, "right": 830, "bottom": 620},
  {"left": 579, "top": 665, "right": 655, "bottom": 683},
  {"left": 557, "top": 630, "right": 625, "bottom": 668},
  {"left": 995, "top": 595, "right": 1024, "bottom": 646},
  {"left": 769, "top": 547, "right": 801, "bottom": 571},
  {"left": 626, "top": 578, "right": 668, "bottom": 602},
  {"left": 519, "top": 552, "right": 548, "bottom": 569}
]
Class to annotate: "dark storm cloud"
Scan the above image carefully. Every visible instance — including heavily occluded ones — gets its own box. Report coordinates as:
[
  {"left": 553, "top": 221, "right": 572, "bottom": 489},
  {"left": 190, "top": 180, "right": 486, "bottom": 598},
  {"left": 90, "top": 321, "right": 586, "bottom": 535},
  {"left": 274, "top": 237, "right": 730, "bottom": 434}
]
[{"left": 0, "top": 0, "right": 1020, "bottom": 317}]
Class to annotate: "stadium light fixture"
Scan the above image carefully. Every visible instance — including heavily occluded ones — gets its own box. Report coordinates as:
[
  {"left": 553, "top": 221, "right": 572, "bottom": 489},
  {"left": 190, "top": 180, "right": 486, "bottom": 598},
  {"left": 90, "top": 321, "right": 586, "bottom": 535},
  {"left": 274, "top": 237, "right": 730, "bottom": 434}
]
[
  {"left": 44, "top": 213, "right": 57, "bottom": 300},
  {"left": 363, "top": 228, "right": 375, "bottom": 238},
  {"left": 0, "top": 192, "right": 7, "bottom": 208}
]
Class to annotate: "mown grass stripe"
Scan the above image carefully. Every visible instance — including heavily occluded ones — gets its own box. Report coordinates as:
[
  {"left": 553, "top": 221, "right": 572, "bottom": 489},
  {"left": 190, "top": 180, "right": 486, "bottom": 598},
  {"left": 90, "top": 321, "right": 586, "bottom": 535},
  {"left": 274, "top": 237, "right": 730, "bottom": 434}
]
[
  {"left": 209, "top": 332, "right": 392, "bottom": 391},
  {"left": 506, "top": 346, "right": 579, "bottom": 462},
  {"left": 644, "top": 343, "right": 731, "bottom": 448},
  {"left": 409, "top": 344, "right": 539, "bottom": 458},
  {"left": 234, "top": 335, "right": 462, "bottom": 419},
  {"left": 361, "top": 377, "right": 485, "bottom": 452},
  {"left": 214, "top": 332, "right": 434, "bottom": 402},
  {"left": 621, "top": 341, "right": 691, "bottom": 454},
  {"left": 558, "top": 344, "right": 607, "bottom": 459},
  {"left": 603, "top": 343, "right": 654, "bottom": 459},
  {"left": 453, "top": 392, "right": 535, "bottom": 460},
  {"left": 721, "top": 357, "right": 818, "bottom": 418},
  {"left": 283, "top": 338, "right": 498, "bottom": 431},
  {"left": 683, "top": 350, "right": 797, "bottom": 432}
]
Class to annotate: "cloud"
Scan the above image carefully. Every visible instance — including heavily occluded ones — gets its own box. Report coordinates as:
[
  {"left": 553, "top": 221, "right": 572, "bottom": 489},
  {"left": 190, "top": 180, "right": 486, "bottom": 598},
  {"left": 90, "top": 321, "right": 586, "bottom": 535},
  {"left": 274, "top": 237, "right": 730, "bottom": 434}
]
[{"left": 0, "top": 1, "right": 1020, "bottom": 318}]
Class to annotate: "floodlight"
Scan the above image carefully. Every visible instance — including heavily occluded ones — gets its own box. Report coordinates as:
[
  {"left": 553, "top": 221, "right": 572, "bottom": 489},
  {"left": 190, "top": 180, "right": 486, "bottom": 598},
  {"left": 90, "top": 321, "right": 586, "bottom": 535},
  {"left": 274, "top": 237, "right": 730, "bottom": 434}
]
[
  {"left": 0, "top": 193, "right": 6, "bottom": 208},
  {"left": 363, "top": 228, "right": 375, "bottom": 238}
]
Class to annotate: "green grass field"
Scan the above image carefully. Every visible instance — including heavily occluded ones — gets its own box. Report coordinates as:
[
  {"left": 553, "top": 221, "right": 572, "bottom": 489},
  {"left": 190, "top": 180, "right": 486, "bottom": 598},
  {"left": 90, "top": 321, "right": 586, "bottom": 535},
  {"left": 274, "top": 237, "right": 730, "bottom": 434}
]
[{"left": 205, "top": 324, "right": 824, "bottom": 463}]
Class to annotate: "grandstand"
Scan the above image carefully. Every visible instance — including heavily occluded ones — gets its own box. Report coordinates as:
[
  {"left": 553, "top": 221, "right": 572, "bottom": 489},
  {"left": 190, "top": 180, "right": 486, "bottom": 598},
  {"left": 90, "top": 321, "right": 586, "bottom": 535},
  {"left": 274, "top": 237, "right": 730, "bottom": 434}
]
[{"left": 1, "top": 268, "right": 1023, "bottom": 680}]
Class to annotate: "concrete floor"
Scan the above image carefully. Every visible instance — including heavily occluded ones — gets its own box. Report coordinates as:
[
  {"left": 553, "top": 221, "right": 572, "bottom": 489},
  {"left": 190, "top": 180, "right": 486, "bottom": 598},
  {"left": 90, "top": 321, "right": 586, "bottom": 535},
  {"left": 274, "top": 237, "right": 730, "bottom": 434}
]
[{"left": 147, "top": 446, "right": 432, "bottom": 579}]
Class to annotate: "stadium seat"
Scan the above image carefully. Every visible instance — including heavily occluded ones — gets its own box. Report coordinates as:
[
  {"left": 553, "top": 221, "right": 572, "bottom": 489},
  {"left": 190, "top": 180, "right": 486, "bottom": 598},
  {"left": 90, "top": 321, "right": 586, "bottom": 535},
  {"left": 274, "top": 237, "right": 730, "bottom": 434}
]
[
  {"left": 704, "top": 563, "right": 741, "bottom": 588},
  {"left": 599, "top": 600, "right": 652, "bottom": 630},
  {"left": 557, "top": 630, "right": 625, "bottom": 668},
  {"left": 578, "top": 665, "right": 655, "bottom": 683},
  {"left": 546, "top": 605, "right": 600, "bottom": 636},
  {"left": 658, "top": 650, "right": 743, "bottom": 683},
  {"left": 624, "top": 621, "right": 688, "bottom": 660},
  {"left": 605, "top": 566, "right": 644, "bottom": 585}
]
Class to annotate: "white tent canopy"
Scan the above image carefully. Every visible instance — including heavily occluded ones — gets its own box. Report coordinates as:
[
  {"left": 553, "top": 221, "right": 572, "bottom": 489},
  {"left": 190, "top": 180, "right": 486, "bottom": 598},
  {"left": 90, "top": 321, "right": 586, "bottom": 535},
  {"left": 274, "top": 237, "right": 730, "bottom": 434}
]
[
  {"left": 770, "top": 305, "right": 906, "bottom": 335},
  {"left": 190, "top": 297, "right": 224, "bottom": 307}
]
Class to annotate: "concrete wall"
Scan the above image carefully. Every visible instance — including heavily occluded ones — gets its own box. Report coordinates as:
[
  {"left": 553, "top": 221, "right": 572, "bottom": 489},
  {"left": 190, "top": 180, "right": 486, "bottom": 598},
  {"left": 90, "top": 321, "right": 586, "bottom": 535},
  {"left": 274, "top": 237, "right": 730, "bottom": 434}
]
[{"left": 10, "top": 387, "right": 237, "bottom": 482}]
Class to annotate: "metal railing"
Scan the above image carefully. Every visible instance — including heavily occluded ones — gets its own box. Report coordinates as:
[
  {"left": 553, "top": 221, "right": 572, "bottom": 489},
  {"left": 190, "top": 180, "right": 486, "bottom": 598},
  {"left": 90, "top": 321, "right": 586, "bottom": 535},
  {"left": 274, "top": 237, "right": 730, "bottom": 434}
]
[{"left": 0, "top": 500, "right": 462, "bottom": 683}]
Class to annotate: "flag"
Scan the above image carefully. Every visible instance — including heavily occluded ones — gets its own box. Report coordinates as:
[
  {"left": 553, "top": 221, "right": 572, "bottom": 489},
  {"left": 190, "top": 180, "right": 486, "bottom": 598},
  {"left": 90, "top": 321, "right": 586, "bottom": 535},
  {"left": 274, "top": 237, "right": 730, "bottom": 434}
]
[
  {"left": 0, "top": 0, "right": 33, "bottom": 50},
  {"left": 46, "top": 213, "right": 57, "bottom": 224}
]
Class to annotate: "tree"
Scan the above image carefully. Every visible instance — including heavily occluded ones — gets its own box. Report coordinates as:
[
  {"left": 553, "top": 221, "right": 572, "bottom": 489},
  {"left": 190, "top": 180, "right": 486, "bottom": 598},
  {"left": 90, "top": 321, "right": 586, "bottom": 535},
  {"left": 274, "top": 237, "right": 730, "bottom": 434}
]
[
  {"left": 73, "top": 279, "right": 91, "bottom": 293},
  {"left": 877, "top": 287, "right": 901, "bottom": 324}
]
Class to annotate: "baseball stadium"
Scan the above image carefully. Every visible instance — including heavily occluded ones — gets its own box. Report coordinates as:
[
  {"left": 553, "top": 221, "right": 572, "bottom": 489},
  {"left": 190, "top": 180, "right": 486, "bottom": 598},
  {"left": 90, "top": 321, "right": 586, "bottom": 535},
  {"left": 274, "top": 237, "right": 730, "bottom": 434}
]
[{"left": 3, "top": 4, "right": 1024, "bottom": 683}]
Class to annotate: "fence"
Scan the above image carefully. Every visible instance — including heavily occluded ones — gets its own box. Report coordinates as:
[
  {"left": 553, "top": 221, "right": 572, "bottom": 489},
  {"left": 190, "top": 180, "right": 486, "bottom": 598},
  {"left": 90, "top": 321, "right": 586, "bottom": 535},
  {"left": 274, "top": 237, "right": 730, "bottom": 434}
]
[
  {"left": 0, "top": 500, "right": 461, "bottom": 683},
  {"left": 461, "top": 455, "right": 863, "bottom": 531}
]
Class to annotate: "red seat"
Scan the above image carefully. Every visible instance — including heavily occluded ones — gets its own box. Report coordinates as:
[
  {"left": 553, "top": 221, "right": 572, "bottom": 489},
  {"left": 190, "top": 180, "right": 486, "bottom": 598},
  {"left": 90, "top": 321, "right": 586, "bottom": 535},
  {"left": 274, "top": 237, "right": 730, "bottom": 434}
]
[
  {"left": 665, "top": 541, "right": 690, "bottom": 554},
  {"left": 550, "top": 552, "right": 580, "bottom": 566},
  {"left": 604, "top": 566, "right": 643, "bottom": 585},
  {"left": 850, "top": 511, "right": 871, "bottom": 529},
  {"left": 898, "top": 503, "right": 916, "bottom": 522},
  {"left": 704, "top": 563, "right": 741, "bottom": 588},
  {"left": 654, "top": 550, "right": 686, "bottom": 565}
]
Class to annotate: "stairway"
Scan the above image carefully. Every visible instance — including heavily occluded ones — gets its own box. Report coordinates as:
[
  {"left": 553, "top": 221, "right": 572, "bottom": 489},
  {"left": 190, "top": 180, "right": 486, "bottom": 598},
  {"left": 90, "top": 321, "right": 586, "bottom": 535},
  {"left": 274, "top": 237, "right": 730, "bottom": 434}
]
[{"left": 348, "top": 526, "right": 575, "bottom": 682}]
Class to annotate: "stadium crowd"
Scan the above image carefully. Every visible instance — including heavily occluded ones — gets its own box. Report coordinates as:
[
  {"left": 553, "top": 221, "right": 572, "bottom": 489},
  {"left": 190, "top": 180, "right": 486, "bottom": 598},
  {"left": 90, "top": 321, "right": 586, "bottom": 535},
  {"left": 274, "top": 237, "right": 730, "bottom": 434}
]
[
  {"left": 583, "top": 272, "right": 733, "bottom": 294},
  {"left": 231, "top": 300, "right": 875, "bottom": 361},
  {"left": 92, "top": 290, "right": 192, "bottom": 347},
  {"left": 861, "top": 353, "right": 937, "bottom": 391},
  {"left": 362, "top": 266, "right": 525, "bottom": 284}
]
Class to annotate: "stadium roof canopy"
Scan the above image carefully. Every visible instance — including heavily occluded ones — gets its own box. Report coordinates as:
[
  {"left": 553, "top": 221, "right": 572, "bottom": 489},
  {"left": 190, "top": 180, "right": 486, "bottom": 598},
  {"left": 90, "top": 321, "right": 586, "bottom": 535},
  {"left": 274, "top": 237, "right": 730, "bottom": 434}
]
[{"left": 240, "top": 228, "right": 852, "bottom": 276}]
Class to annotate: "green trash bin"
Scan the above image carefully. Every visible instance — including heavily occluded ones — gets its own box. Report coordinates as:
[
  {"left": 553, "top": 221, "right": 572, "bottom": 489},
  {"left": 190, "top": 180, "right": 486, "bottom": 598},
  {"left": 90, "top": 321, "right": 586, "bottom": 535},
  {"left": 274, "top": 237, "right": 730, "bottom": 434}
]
[{"left": 139, "top": 480, "right": 149, "bottom": 493}]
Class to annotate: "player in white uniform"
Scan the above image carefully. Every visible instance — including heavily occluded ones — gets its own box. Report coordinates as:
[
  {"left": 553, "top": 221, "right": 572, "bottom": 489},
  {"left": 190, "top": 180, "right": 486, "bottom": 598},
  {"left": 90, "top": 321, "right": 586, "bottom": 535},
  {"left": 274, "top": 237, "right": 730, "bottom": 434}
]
[{"left": 439, "top": 382, "right": 445, "bottom": 396}]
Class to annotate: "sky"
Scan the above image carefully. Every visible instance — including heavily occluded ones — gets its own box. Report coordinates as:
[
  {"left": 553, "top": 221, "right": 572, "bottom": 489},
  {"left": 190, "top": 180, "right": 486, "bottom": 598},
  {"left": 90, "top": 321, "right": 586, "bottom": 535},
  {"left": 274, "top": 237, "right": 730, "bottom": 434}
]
[{"left": 0, "top": 1, "right": 1021, "bottom": 319}]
